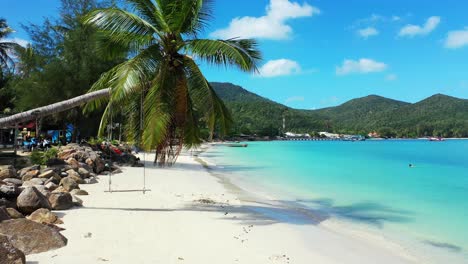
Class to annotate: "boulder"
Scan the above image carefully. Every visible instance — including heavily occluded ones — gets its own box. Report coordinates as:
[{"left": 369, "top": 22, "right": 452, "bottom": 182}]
[
  {"left": 70, "top": 189, "right": 89, "bottom": 196},
  {"left": 38, "top": 170, "right": 59, "bottom": 179},
  {"left": 17, "top": 165, "right": 40, "bottom": 178},
  {"left": 77, "top": 167, "right": 90, "bottom": 178},
  {"left": 6, "top": 208, "right": 24, "bottom": 219},
  {"left": 2, "top": 178, "right": 23, "bottom": 186},
  {"left": 44, "top": 182, "right": 58, "bottom": 191},
  {"left": 52, "top": 186, "right": 68, "bottom": 193},
  {"left": 84, "top": 177, "right": 98, "bottom": 184},
  {"left": 0, "top": 219, "right": 67, "bottom": 255},
  {"left": 0, "top": 166, "right": 17, "bottom": 180},
  {"left": 22, "top": 178, "right": 45, "bottom": 187},
  {"left": 57, "top": 148, "right": 76, "bottom": 160},
  {"left": 0, "top": 185, "right": 21, "bottom": 199},
  {"left": 65, "top": 169, "right": 84, "bottom": 184},
  {"left": 0, "top": 198, "right": 16, "bottom": 209},
  {"left": 16, "top": 187, "right": 51, "bottom": 214},
  {"left": 27, "top": 208, "right": 63, "bottom": 225},
  {"left": 60, "top": 171, "right": 68, "bottom": 177},
  {"left": 95, "top": 158, "right": 105, "bottom": 173},
  {"left": 33, "top": 185, "right": 50, "bottom": 198},
  {"left": 59, "top": 177, "right": 79, "bottom": 192},
  {"left": 72, "top": 195, "right": 83, "bottom": 207},
  {"left": 0, "top": 234, "right": 26, "bottom": 264},
  {"left": 21, "top": 170, "right": 40, "bottom": 182},
  {"left": 66, "top": 158, "right": 80, "bottom": 170},
  {"left": 48, "top": 192, "right": 73, "bottom": 210},
  {"left": 0, "top": 206, "right": 11, "bottom": 222}
]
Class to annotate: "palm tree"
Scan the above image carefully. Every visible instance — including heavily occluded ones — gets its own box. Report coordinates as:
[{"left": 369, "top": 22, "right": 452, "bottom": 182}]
[
  {"left": 83, "top": 0, "right": 261, "bottom": 165},
  {"left": 0, "top": 18, "right": 20, "bottom": 71}
]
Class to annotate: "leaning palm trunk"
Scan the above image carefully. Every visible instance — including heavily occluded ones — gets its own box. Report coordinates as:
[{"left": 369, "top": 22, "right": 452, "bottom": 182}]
[
  {"left": 82, "top": 0, "right": 262, "bottom": 166},
  {"left": 0, "top": 89, "right": 110, "bottom": 127}
]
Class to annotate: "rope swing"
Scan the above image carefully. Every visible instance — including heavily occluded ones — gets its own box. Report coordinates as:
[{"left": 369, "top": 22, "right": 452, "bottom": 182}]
[{"left": 105, "top": 89, "right": 150, "bottom": 194}]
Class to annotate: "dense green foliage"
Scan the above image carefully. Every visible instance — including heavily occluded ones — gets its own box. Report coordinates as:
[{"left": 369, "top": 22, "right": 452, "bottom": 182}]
[
  {"left": 1, "top": 0, "right": 122, "bottom": 138},
  {"left": 82, "top": 0, "right": 261, "bottom": 165},
  {"left": 212, "top": 82, "right": 468, "bottom": 138}
]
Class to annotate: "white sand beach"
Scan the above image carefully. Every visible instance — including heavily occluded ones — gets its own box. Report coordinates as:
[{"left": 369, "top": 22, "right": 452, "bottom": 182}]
[{"left": 28, "top": 149, "right": 421, "bottom": 264}]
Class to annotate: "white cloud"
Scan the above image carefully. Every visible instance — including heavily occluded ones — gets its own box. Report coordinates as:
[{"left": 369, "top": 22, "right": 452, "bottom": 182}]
[
  {"left": 3, "top": 38, "right": 29, "bottom": 47},
  {"left": 285, "top": 96, "right": 305, "bottom": 103},
  {"left": 445, "top": 27, "right": 468, "bottom": 49},
  {"left": 398, "top": 16, "right": 440, "bottom": 37},
  {"left": 336, "top": 58, "right": 388, "bottom": 75},
  {"left": 211, "top": 0, "right": 320, "bottom": 40},
  {"left": 358, "top": 27, "right": 379, "bottom": 39},
  {"left": 259, "top": 59, "right": 301, "bottom": 77},
  {"left": 385, "top": 74, "right": 398, "bottom": 81},
  {"left": 392, "top": 16, "right": 401, "bottom": 22}
]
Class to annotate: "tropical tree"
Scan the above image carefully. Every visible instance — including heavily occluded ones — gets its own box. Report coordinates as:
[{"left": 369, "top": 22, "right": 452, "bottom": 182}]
[
  {"left": 0, "top": 19, "right": 20, "bottom": 72},
  {"left": 83, "top": 0, "right": 262, "bottom": 165}
]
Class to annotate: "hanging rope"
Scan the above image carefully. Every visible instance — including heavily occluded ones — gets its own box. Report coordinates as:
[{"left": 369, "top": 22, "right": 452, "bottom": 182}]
[
  {"left": 105, "top": 89, "right": 150, "bottom": 194},
  {"left": 141, "top": 88, "right": 147, "bottom": 194},
  {"left": 107, "top": 99, "right": 113, "bottom": 193}
]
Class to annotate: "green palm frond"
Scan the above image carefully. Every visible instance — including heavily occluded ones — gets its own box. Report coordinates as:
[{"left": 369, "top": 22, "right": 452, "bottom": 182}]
[
  {"left": 185, "top": 38, "right": 262, "bottom": 72},
  {"left": 83, "top": 8, "right": 159, "bottom": 37},
  {"left": 183, "top": 55, "right": 232, "bottom": 136},
  {"left": 83, "top": 0, "right": 262, "bottom": 166}
]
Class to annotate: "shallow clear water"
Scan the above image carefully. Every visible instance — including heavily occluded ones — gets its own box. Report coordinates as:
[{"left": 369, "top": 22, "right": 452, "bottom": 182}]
[{"left": 201, "top": 140, "right": 468, "bottom": 260}]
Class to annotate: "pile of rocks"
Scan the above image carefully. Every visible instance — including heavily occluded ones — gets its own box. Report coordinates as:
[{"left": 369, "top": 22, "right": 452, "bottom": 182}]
[{"left": 0, "top": 143, "right": 118, "bottom": 263}]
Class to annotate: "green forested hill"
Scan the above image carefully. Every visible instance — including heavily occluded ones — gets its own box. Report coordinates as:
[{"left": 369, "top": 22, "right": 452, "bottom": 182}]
[{"left": 211, "top": 82, "right": 468, "bottom": 138}]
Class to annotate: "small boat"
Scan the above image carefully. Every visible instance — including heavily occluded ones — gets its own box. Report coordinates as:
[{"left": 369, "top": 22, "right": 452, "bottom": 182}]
[{"left": 428, "top": 137, "right": 445, "bottom": 141}]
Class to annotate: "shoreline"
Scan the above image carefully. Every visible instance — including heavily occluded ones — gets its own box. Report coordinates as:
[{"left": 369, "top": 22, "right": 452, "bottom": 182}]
[
  {"left": 196, "top": 143, "right": 468, "bottom": 264},
  {"left": 26, "top": 146, "right": 438, "bottom": 263}
]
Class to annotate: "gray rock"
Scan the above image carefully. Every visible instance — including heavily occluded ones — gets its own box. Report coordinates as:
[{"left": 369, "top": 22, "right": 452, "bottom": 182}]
[
  {"left": 16, "top": 187, "right": 51, "bottom": 214},
  {"left": 2, "top": 178, "right": 23, "bottom": 186},
  {"left": 0, "top": 185, "right": 21, "bottom": 199},
  {"left": 59, "top": 177, "right": 79, "bottom": 192},
  {"left": 33, "top": 185, "right": 51, "bottom": 198},
  {"left": 0, "top": 219, "right": 67, "bottom": 255},
  {"left": 0, "top": 206, "right": 11, "bottom": 222},
  {"left": 84, "top": 177, "right": 98, "bottom": 184},
  {"left": 21, "top": 170, "right": 40, "bottom": 182},
  {"left": 0, "top": 234, "right": 26, "bottom": 264},
  {"left": 72, "top": 195, "right": 83, "bottom": 207},
  {"left": 0, "top": 166, "right": 17, "bottom": 180},
  {"left": 24, "top": 178, "right": 46, "bottom": 186},
  {"left": 60, "top": 171, "right": 68, "bottom": 177},
  {"left": 6, "top": 208, "right": 24, "bottom": 219},
  {"left": 17, "top": 165, "right": 40, "bottom": 178},
  {"left": 38, "top": 170, "right": 59, "bottom": 179},
  {"left": 27, "top": 208, "right": 63, "bottom": 225},
  {"left": 44, "top": 182, "right": 58, "bottom": 191},
  {"left": 48, "top": 192, "right": 74, "bottom": 210},
  {"left": 70, "top": 189, "right": 89, "bottom": 196},
  {"left": 0, "top": 198, "right": 16, "bottom": 209},
  {"left": 66, "top": 157, "right": 80, "bottom": 170},
  {"left": 77, "top": 167, "right": 90, "bottom": 178}
]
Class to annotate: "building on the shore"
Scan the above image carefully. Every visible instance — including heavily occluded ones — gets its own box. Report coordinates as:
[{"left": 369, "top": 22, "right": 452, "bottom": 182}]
[
  {"left": 285, "top": 132, "right": 311, "bottom": 138},
  {"left": 319, "top": 132, "right": 340, "bottom": 138}
]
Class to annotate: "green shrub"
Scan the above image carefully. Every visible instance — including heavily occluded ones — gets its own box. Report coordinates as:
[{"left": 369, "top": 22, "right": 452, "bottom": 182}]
[
  {"left": 43, "top": 148, "right": 58, "bottom": 162},
  {"left": 29, "top": 148, "right": 58, "bottom": 165},
  {"left": 30, "top": 151, "right": 44, "bottom": 165}
]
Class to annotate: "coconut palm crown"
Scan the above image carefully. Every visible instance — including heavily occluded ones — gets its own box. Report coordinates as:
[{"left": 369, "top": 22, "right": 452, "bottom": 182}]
[
  {"left": 83, "top": 0, "right": 262, "bottom": 165},
  {"left": 0, "top": 18, "right": 21, "bottom": 72}
]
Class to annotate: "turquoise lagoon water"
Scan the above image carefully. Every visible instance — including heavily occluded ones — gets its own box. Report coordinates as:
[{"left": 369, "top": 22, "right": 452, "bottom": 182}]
[{"left": 200, "top": 140, "right": 468, "bottom": 260}]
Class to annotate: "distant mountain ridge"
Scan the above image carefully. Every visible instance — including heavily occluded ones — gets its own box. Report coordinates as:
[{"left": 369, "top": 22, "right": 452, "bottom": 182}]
[{"left": 211, "top": 82, "right": 468, "bottom": 138}]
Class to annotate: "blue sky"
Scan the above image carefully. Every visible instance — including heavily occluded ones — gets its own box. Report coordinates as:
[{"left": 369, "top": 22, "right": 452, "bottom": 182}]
[{"left": 3, "top": 0, "right": 468, "bottom": 109}]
